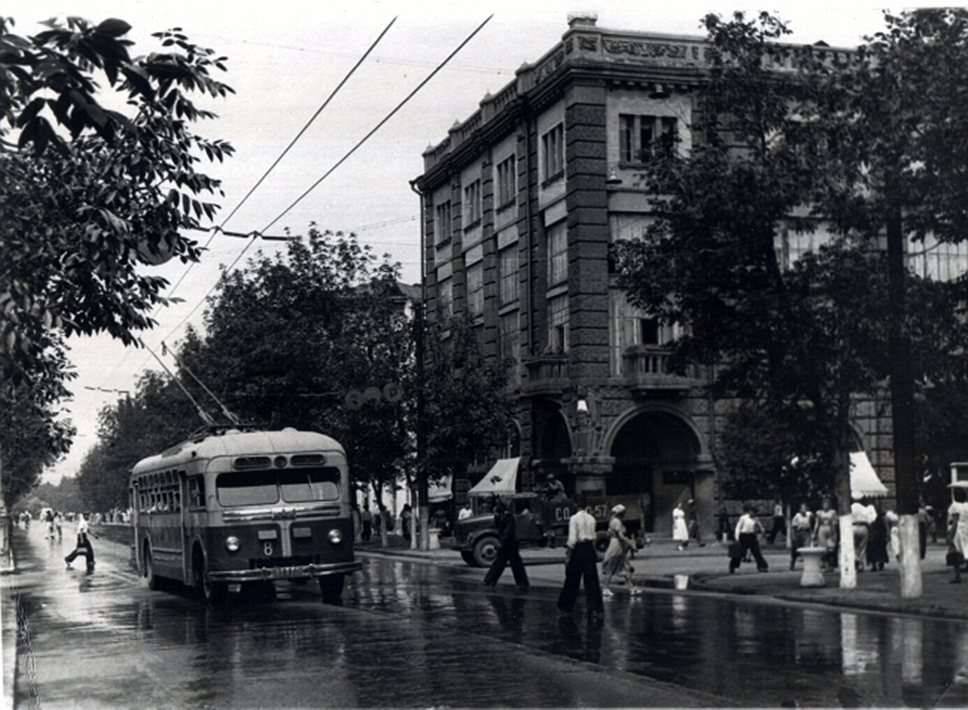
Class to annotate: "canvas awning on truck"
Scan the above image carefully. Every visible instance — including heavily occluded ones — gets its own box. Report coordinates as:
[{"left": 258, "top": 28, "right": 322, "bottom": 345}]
[
  {"left": 468, "top": 458, "right": 520, "bottom": 497},
  {"left": 850, "top": 451, "right": 888, "bottom": 498}
]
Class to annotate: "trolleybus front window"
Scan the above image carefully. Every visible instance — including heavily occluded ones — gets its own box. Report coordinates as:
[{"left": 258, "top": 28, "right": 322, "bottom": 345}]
[
  {"left": 216, "top": 471, "right": 279, "bottom": 506},
  {"left": 279, "top": 468, "right": 340, "bottom": 502}
]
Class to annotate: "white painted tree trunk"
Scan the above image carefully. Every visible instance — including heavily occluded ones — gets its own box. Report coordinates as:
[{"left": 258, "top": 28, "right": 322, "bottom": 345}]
[
  {"left": 898, "top": 514, "right": 923, "bottom": 598},
  {"left": 838, "top": 513, "right": 857, "bottom": 589}
]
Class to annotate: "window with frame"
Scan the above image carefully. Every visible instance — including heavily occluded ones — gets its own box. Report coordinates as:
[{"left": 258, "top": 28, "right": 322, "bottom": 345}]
[
  {"left": 466, "top": 261, "right": 484, "bottom": 317},
  {"left": 496, "top": 155, "right": 516, "bottom": 209},
  {"left": 547, "top": 294, "right": 569, "bottom": 353},
  {"left": 434, "top": 201, "right": 452, "bottom": 245},
  {"left": 541, "top": 123, "right": 564, "bottom": 184},
  {"left": 499, "top": 310, "right": 521, "bottom": 384},
  {"left": 546, "top": 221, "right": 568, "bottom": 285},
  {"left": 438, "top": 278, "right": 453, "bottom": 319},
  {"left": 463, "top": 180, "right": 482, "bottom": 228},
  {"left": 619, "top": 114, "right": 677, "bottom": 165},
  {"left": 609, "top": 289, "right": 682, "bottom": 375},
  {"left": 498, "top": 246, "right": 518, "bottom": 306}
]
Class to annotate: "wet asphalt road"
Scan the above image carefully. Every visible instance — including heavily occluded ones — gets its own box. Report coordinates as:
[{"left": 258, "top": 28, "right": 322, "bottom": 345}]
[{"left": 6, "top": 525, "right": 968, "bottom": 708}]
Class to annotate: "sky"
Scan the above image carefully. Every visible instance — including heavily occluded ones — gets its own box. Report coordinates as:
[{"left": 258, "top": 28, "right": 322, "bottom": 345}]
[{"left": 13, "top": 0, "right": 943, "bottom": 484}]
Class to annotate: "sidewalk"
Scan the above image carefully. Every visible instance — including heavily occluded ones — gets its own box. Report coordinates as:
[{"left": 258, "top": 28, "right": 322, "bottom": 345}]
[{"left": 359, "top": 535, "right": 966, "bottom": 620}]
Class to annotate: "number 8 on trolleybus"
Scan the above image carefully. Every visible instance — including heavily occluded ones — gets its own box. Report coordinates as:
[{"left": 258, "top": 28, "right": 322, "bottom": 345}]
[{"left": 130, "top": 427, "right": 361, "bottom": 604}]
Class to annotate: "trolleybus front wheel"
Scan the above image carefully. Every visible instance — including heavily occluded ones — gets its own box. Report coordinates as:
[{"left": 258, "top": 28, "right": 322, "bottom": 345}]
[
  {"left": 144, "top": 543, "right": 163, "bottom": 591},
  {"left": 319, "top": 574, "right": 344, "bottom": 605},
  {"left": 193, "top": 547, "right": 226, "bottom": 605}
]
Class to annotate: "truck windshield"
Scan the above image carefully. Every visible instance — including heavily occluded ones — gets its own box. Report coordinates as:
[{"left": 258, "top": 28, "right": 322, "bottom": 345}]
[{"left": 216, "top": 468, "right": 341, "bottom": 507}]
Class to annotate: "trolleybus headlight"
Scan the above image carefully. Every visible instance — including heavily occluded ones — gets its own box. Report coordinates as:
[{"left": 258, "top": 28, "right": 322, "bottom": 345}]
[
  {"left": 327, "top": 528, "right": 343, "bottom": 545},
  {"left": 224, "top": 536, "right": 241, "bottom": 552}
]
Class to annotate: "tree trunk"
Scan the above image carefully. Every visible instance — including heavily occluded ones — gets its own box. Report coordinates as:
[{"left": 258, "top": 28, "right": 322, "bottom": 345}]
[
  {"left": 0, "top": 441, "right": 11, "bottom": 572},
  {"left": 417, "top": 476, "right": 430, "bottom": 551},
  {"left": 833, "top": 445, "right": 857, "bottom": 589},
  {"left": 886, "top": 207, "right": 922, "bottom": 599}
]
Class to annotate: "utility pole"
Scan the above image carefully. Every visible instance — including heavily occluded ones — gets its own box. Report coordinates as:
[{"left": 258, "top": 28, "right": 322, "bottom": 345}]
[
  {"left": 414, "top": 298, "right": 428, "bottom": 551},
  {"left": 886, "top": 207, "right": 922, "bottom": 598}
]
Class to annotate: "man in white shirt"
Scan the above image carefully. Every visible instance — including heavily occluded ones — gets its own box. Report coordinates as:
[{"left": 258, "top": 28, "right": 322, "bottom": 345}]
[
  {"left": 64, "top": 514, "right": 96, "bottom": 571},
  {"left": 458, "top": 501, "right": 473, "bottom": 521},
  {"left": 729, "top": 504, "right": 769, "bottom": 573},
  {"left": 556, "top": 494, "right": 604, "bottom": 615}
]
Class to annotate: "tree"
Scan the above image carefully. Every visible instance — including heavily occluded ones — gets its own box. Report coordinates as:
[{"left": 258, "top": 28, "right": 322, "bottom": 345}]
[
  {"left": 179, "top": 227, "right": 413, "bottom": 545},
  {"left": 0, "top": 14, "right": 233, "bottom": 535},
  {"left": 614, "top": 11, "right": 968, "bottom": 589},
  {"left": 811, "top": 8, "right": 968, "bottom": 598},
  {"left": 408, "top": 315, "right": 513, "bottom": 549},
  {"left": 78, "top": 371, "right": 194, "bottom": 513}
]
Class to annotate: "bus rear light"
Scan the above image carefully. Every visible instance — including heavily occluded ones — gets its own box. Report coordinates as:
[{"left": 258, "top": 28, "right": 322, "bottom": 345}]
[
  {"left": 225, "top": 536, "right": 241, "bottom": 552},
  {"left": 327, "top": 529, "right": 343, "bottom": 545}
]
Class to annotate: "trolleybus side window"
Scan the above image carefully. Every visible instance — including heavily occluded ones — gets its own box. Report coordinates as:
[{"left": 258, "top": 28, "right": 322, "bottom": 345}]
[
  {"left": 137, "top": 472, "right": 182, "bottom": 513},
  {"left": 188, "top": 476, "right": 205, "bottom": 509}
]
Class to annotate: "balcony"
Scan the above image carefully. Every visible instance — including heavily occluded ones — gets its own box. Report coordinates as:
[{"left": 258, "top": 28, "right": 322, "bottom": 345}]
[
  {"left": 521, "top": 353, "right": 570, "bottom": 396},
  {"left": 622, "top": 345, "right": 702, "bottom": 395}
]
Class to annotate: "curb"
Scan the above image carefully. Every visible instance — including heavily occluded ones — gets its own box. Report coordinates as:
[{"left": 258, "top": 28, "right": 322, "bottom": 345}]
[{"left": 1, "top": 545, "right": 17, "bottom": 710}]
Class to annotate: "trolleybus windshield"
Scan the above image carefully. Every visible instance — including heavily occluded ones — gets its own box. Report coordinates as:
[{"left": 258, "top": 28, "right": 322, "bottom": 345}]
[{"left": 216, "top": 468, "right": 341, "bottom": 507}]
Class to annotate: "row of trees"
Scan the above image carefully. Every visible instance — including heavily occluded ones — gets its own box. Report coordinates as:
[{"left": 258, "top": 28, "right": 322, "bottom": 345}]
[
  {"left": 615, "top": 9, "right": 968, "bottom": 593},
  {"left": 79, "top": 228, "right": 512, "bottom": 549}
]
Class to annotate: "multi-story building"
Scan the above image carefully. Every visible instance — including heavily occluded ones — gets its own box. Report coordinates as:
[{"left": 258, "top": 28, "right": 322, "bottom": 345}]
[{"left": 411, "top": 15, "right": 967, "bottom": 534}]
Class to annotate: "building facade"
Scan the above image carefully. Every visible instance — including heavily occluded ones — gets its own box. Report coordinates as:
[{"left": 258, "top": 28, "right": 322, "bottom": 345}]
[{"left": 412, "top": 16, "right": 962, "bottom": 534}]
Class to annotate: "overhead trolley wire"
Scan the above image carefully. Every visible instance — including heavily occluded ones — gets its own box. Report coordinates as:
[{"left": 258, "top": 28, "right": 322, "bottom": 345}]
[
  {"left": 91, "top": 17, "right": 398, "bottom": 400},
  {"left": 159, "top": 13, "right": 495, "bottom": 347}
]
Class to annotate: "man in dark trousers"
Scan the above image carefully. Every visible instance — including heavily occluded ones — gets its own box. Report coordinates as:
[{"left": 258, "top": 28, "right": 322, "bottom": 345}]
[
  {"left": 483, "top": 499, "right": 529, "bottom": 590},
  {"left": 64, "top": 514, "right": 97, "bottom": 572},
  {"left": 556, "top": 494, "right": 604, "bottom": 615}
]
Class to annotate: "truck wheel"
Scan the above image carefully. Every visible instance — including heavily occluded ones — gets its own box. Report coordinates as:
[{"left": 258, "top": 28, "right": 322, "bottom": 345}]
[
  {"left": 472, "top": 536, "right": 500, "bottom": 568},
  {"left": 319, "top": 575, "right": 345, "bottom": 605},
  {"left": 460, "top": 550, "right": 476, "bottom": 566}
]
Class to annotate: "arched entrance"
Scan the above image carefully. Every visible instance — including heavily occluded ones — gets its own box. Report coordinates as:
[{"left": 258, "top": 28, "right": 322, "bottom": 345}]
[
  {"left": 535, "top": 411, "right": 575, "bottom": 495},
  {"left": 609, "top": 410, "right": 703, "bottom": 534}
]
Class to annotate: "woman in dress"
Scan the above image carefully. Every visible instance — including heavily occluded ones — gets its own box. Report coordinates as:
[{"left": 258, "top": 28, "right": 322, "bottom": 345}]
[
  {"left": 946, "top": 486, "right": 968, "bottom": 583},
  {"left": 866, "top": 503, "right": 889, "bottom": 572},
  {"left": 601, "top": 505, "right": 637, "bottom": 596},
  {"left": 673, "top": 502, "right": 690, "bottom": 551},
  {"left": 813, "top": 497, "right": 839, "bottom": 571}
]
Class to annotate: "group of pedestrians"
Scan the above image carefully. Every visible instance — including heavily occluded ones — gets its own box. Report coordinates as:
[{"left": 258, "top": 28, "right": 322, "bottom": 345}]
[{"left": 481, "top": 494, "right": 640, "bottom": 615}]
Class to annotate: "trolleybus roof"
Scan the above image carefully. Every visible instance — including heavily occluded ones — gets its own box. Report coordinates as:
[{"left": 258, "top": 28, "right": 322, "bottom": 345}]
[{"left": 131, "top": 428, "right": 344, "bottom": 475}]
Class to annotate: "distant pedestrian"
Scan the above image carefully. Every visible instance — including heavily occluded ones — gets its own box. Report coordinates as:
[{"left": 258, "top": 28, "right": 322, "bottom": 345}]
[
  {"left": 767, "top": 498, "right": 787, "bottom": 545},
  {"left": 361, "top": 504, "right": 373, "bottom": 543},
  {"left": 885, "top": 508, "right": 900, "bottom": 562},
  {"left": 789, "top": 503, "right": 813, "bottom": 570},
  {"left": 557, "top": 495, "right": 604, "bottom": 616},
  {"left": 351, "top": 505, "right": 361, "bottom": 542},
  {"left": 373, "top": 506, "right": 383, "bottom": 538},
  {"left": 401, "top": 504, "right": 413, "bottom": 541},
  {"left": 601, "top": 505, "right": 638, "bottom": 596},
  {"left": 687, "top": 499, "right": 705, "bottom": 547},
  {"left": 866, "top": 503, "right": 888, "bottom": 572},
  {"left": 851, "top": 496, "right": 871, "bottom": 572},
  {"left": 64, "top": 514, "right": 97, "bottom": 572},
  {"left": 729, "top": 504, "right": 768, "bottom": 573},
  {"left": 813, "top": 497, "right": 839, "bottom": 571},
  {"left": 946, "top": 486, "right": 968, "bottom": 584},
  {"left": 716, "top": 505, "right": 731, "bottom": 543},
  {"left": 673, "top": 502, "right": 689, "bottom": 551},
  {"left": 918, "top": 499, "right": 930, "bottom": 560},
  {"left": 483, "top": 499, "right": 529, "bottom": 590}
]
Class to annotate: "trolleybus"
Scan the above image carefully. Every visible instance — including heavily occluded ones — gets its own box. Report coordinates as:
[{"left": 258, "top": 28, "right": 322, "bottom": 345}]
[{"left": 130, "top": 427, "right": 361, "bottom": 604}]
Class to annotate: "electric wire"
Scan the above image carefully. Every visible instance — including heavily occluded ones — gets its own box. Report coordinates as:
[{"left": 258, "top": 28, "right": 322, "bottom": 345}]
[
  {"left": 90, "top": 17, "right": 398, "bottom": 399},
  {"left": 158, "top": 14, "right": 494, "bottom": 347}
]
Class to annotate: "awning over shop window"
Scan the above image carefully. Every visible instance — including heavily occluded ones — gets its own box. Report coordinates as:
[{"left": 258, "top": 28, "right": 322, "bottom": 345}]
[
  {"left": 851, "top": 451, "right": 888, "bottom": 499},
  {"left": 468, "top": 458, "right": 520, "bottom": 497}
]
